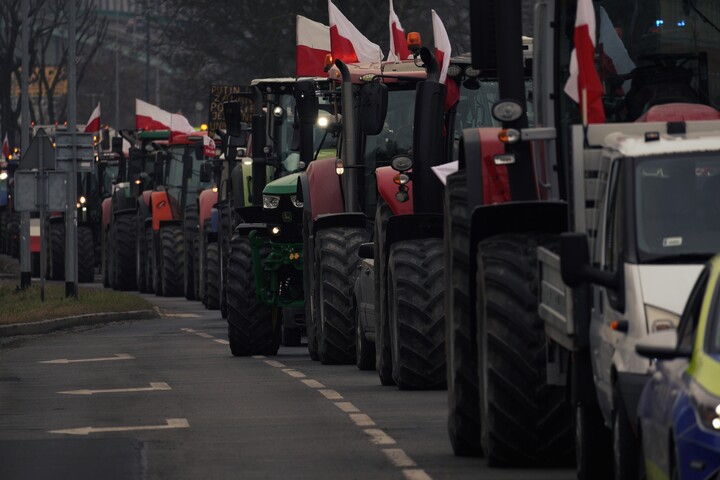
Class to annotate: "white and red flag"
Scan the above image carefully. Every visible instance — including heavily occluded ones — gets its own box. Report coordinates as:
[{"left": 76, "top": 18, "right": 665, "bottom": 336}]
[
  {"left": 563, "top": 0, "right": 605, "bottom": 124},
  {"left": 2, "top": 133, "right": 10, "bottom": 159},
  {"left": 432, "top": 10, "right": 460, "bottom": 111},
  {"left": 296, "top": 15, "right": 331, "bottom": 77},
  {"left": 387, "top": 0, "right": 411, "bottom": 62},
  {"left": 329, "top": 0, "right": 383, "bottom": 64},
  {"left": 84, "top": 103, "right": 101, "bottom": 133},
  {"left": 135, "top": 99, "right": 195, "bottom": 135}
]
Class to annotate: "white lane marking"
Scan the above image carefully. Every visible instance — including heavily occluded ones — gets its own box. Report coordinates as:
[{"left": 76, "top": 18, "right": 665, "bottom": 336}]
[
  {"left": 39, "top": 353, "right": 134, "bottom": 364},
  {"left": 264, "top": 360, "right": 286, "bottom": 368},
  {"left": 282, "top": 369, "right": 306, "bottom": 378},
  {"left": 214, "top": 339, "right": 230, "bottom": 345},
  {"left": 349, "top": 413, "right": 376, "bottom": 427},
  {"left": 402, "top": 469, "right": 433, "bottom": 480},
  {"left": 163, "top": 313, "right": 200, "bottom": 318},
  {"left": 301, "top": 379, "right": 325, "bottom": 388},
  {"left": 382, "top": 449, "right": 417, "bottom": 468},
  {"left": 58, "top": 382, "right": 172, "bottom": 396},
  {"left": 319, "top": 389, "right": 343, "bottom": 400},
  {"left": 180, "top": 328, "right": 196, "bottom": 333},
  {"left": 335, "top": 402, "right": 360, "bottom": 413},
  {"left": 195, "top": 332, "right": 214, "bottom": 339},
  {"left": 364, "top": 428, "right": 396, "bottom": 445},
  {"left": 252, "top": 355, "right": 266, "bottom": 359},
  {"left": 49, "top": 418, "right": 190, "bottom": 436}
]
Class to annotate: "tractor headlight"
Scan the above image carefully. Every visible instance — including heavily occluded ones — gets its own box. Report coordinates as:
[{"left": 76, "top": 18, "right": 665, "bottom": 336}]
[
  {"left": 290, "top": 195, "right": 303, "bottom": 209},
  {"left": 263, "top": 194, "right": 280, "bottom": 209},
  {"left": 645, "top": 305, "right": 680, "bottom": 333}
]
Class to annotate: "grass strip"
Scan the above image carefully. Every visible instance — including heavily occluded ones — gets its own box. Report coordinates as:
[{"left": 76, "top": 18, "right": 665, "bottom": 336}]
[{"left": 0, "top": 283, "right": 153, "bottom": 325}]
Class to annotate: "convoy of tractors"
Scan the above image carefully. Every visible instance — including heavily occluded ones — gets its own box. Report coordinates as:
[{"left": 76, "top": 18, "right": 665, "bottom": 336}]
[{"left": 6, "top": 0, "right": 720, "bottom": 477}]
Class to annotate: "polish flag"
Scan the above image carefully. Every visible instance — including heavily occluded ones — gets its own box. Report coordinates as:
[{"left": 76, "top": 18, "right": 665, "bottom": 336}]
[
  {"left": 2, "top": 133, "right": 10, "bottom": 159},
  {"left": 432, "top": 10, "right": 460, "bottom": 111},
  {"left": 329, "top": 1, "right": 383, "bottom": 64},
  {"left": 563, "top": 0, "right": 605, "bottom": 124},
  {"left": 84, "top": 103, "right": 101, "bottom": 133},
  {"left": 296, "top": 15, "right": 331, "bottom": 77},
  {"left": 135, "top": 99, "right": 195, "bottom": 134},
  {"left": 387, "top": 0, "right": 411, "bottom": 62}
]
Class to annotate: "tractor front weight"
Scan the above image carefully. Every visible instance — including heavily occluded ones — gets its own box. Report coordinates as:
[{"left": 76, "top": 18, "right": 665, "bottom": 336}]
[{"left": 248, "top": 229, "right": 303, "bottom": 308}]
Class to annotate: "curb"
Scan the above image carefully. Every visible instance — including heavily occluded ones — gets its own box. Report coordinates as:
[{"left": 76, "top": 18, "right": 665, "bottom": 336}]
[{"left": 0, "top": 309, "right": 159, "bottom": 337}]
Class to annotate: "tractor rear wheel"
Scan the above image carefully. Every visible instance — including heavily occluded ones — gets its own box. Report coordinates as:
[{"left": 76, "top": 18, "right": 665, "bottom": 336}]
[
  {"left": 387, "top": 238, "right": 446, "bottom": 390},
  {"left": 145, "top": 227, "right": 155, "bottom": 294},
  {"left": 445, "top": 171, "right": 483, "bottom": 456},
  {"left": 315, "top": 227, "right": 369, "bottom": 365},
  {"left": 77, "top": 225, "right": 95, "bottom": 283},
  {"left": 183, "top": 205, "right": 198, "bottom": 300},
  {"left": 302, "top": 212, "right": 319, "bottom": 360},
  {"left": 226, "top": 235, "right": 278, "bottom": 356},
  {"left": 204, "top": 242, "right": 220, "bottom": 310},
  {"left": 476, "top": 233, "right": 573, "bottom": 466},
  {"left": 136, "top": 215, "right": 148, "bottom": 292},
  {"left": 48, "top": 221, "right": 65, "bottom": 281},
  {"left": 374, "top": 199, "right": 394, "bottom": 385},
  {"left": 113, "top": 215, "right": 137, "bottom": 291},
  {"left": 159, "top": 225, "right": 184, "bottom": 297}
]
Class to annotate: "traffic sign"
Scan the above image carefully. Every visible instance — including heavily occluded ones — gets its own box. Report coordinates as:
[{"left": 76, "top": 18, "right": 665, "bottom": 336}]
[
  {"left": 55, "top": 132, "right": 94, "bottom": 172},
  {"left": 19, "top": 127, "right": 55, "bottom": 171},
  {"left": 208, "top": 84, "right": 254, "bottom": 132},
  {"left": 14, "top": 171, "right": 68, "bottom": 212}
]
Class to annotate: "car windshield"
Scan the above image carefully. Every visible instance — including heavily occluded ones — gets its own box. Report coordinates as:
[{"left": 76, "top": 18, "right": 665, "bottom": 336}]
[
  {"left": 635, "top": 154, "right": 720, "bottom": 262},
  {"left": 168, "top": 145, "right": 211, "bottom": 206}
]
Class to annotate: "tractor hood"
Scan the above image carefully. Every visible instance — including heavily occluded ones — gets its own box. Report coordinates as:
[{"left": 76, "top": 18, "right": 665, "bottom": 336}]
[{"left": 263, "top": 173, "right": 300, "bottom": 195}]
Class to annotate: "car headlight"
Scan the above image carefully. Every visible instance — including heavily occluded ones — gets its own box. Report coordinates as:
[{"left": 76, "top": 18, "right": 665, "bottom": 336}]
[
  {"left": 645, "top": 305, "right": 680, "bottom": 332},
  {"left": 290, "top": 195, "right": 303, "bottom": 208},
  {"left": 263, "top": 194, "right": 280, "bottom": 209},
  {"left": 690, "top": 381, "right": 720, "bottom": 431}
]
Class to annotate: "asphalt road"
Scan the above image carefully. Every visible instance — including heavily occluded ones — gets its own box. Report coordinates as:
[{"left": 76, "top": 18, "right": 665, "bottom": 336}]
[{"left": 0, "top": 293, "right": 574, "bottom": 480}]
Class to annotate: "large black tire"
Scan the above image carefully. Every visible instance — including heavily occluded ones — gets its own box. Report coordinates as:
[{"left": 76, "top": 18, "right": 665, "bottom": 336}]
[
  {"left": 204, "top": 241, "right": 220, "bottom": 309},
  {"left": 613, "top": 387, "right": 640, "bottom": 479},
  {"left": 374, "top": 199, "right": 394, "bottom": 385},
  {"left": 113, "top": 215, "right": 137, "bottom": 291},
  {"left": 302, "top": 212, "right": 319, "bottom": 360},
  {"left": 183, "top": 205, "right": 198, "bottom": 300},
  {"left": 476, "top": 233, "right": 573, "bottom": 466},
  {"left": 102, "top": 227, "right": 110, "bottom": 288},
  {"left": 387, "top": 238, "right": 446, "bottom": 390},
  {"left": 145, "top": 227, "right": 155, "bottom": 294},
  {"left": 226, "top": 234, "right": 278, "bottom": 356},
  {"left": 136, "top": 216, "right": 148, "bottom": 293},
  {"left": 219, "top": 204, "right": 231, "bottom": 319},
  {"left": 8, "top": 212, "right": 20, "bottom": 259},
  {"left": 355, "top": 298, "right": 375, "bottom": 371},
  {"left": 48, "top": 221, "right": 65, "bottom": 281},
  {"left": 77, "top": 225, "right": 95, "bottom": 283},
  {"left": 0, "top": 209, "right": 7, "bottom": 254},
  {"left": 159, "top": 225, "right": 184, "bottom": 297},
  {"left": 444, "top": 171, "right": 483, "bottom": 456},
  {"left": 315, "top": 227, "right": 369, "bottom": 365}
]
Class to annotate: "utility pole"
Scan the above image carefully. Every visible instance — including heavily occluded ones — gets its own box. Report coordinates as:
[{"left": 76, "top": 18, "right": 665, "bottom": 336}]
[
  {"left": 20, "top": 0, "right": 31, "bottom": 289},
  {"left": 65, "top": 0, "right": 78, "bottom": 298}
]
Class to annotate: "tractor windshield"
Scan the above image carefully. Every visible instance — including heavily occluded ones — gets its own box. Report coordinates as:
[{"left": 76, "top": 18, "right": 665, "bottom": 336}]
[
  {"left": 634, "top": 153, "right": 720, "bottom": 262},
  {"left": 168, "top": 145, "right": 211, "bottom": 208},
  {"left": 559, "top": 0, "right": 720, "bottom": 123}
]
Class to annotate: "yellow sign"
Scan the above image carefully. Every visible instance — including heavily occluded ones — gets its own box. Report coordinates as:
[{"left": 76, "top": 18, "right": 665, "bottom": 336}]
[{"left": 11, "top": 67, "right": 68, "bottom": 97}]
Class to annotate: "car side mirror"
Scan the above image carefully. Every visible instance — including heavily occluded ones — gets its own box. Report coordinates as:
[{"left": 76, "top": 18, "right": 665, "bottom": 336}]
[
  {"left": 358, "top": 242, "right": 374, "bottom": 260},
  {"left": 635, "top": 330, "right": 691, "bottom": 360}
]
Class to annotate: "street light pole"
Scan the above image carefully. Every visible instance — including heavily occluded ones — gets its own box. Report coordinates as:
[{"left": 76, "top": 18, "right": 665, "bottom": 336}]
[
  {"left": 20, "top": 0, "right": 31, "bottom": 289},
  {"left": 65, "top": 0, "right": 78, "bottom": 298}
]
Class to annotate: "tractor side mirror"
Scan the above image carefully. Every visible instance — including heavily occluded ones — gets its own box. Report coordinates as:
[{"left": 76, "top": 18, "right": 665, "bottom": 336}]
[
  {"left": 224, "top": 101, "right": 248, "bottom": 139},
  {"left": 200, "top": 162, "right": 212, "bottom": 183},
  {"left": 358, "top": 242, "right": 374, "bottom": 260},
  {"left": 295, "top": 79, "right": 319, "bottom": 125},
  {"left": 111, "top": 136, "right": 123, "bottom": 154},
  {"left": 360, "top": 82, "right": 388, "bottom": 135}
]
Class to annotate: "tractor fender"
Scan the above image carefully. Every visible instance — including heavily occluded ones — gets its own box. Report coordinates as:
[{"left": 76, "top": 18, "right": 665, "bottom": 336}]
[
  {"left": 141, "top": 190, "right": 152, "bottom": 208},
  {"left": 198, "top": 189, "right": 217, "bottom": 233},
  {"left": 313, "top": 212, "right": 367, "bottom": 236},
  {"left": 151, "top": 190, "right": 174, "bottom": 231},
  {"left": 375, "top": 166, "right": 413, "bottom": 216},
  {"left": 114, "top": 207, "right": 136, "bottom": 218},
  {"left": 101, "top": 197, "right": 112, "bottom": 230},
  {"left": 383, "top": 213, "right": 443, "bottom": 266},
  {"left": 297, "top": 172, "right": 311, "bottom": 217},
  {"left": 462, "top": 127, "right": 511, "bottom": 210},
  {"left": 304, "top": 157, "right": 343, "bottom": 222}
]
